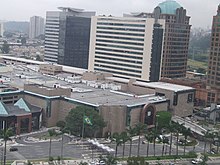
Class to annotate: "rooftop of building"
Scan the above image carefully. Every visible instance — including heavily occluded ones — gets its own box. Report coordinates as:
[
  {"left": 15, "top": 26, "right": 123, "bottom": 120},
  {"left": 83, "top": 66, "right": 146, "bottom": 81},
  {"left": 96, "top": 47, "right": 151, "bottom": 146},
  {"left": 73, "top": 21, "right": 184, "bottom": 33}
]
[{"left": 157, "top": 0, "right": 182, "bottom": 15}]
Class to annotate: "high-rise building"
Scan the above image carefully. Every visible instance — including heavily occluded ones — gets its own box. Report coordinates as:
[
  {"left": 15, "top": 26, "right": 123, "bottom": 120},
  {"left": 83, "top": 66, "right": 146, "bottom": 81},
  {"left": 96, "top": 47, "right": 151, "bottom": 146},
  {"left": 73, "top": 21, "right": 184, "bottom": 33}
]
[
  {"left": 29, "top": 16, "right": 44, "bottom": 39},
  {"left": 88, "top": 16, "right": 165, "bottom": 81},
  {"left": 124, "top": 0, "right": 191, "bottom": 79},
  {"left": 44, "top": 8, "right": 95, "bottom": 69},
  {"left": 0, "top": 22, "right": 4, "bottom": 37},
  {"left": 207, "top": 4, "right": 220, "bottom": 89}
]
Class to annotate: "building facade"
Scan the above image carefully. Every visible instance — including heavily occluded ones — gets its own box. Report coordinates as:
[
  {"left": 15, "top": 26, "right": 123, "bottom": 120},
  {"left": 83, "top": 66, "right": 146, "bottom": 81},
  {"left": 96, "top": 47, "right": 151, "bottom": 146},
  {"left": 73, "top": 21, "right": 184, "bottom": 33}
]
[
  {"left": 0, "top": 22, "right": 4, "bottom": 37},
  {"left": 29, "top": 16, "right": 44, "bottom": 39},
  {"left": 88, "top": 16, "right": 165, "bottom": 81},
  {"left": 207, "top": 5, "right": 220, "bottom": 90},
  {"left": 44, "top": 8, "right": 95, "bottom": 69},
  {"left": 125, "top": 0, "right": 191, "bottom": 79}
]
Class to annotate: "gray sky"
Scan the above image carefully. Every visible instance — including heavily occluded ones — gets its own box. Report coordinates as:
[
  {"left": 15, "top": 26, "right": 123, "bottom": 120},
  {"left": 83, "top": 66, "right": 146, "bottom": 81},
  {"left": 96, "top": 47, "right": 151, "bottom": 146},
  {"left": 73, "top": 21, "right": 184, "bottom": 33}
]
[{"left": 1, "top": 0, "right": 219, "bottom": 28}]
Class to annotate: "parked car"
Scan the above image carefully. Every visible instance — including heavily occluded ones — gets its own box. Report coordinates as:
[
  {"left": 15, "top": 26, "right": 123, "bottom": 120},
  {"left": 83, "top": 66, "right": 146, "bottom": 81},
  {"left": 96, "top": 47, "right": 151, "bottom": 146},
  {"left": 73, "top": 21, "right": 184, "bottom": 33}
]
[{"left": 9, "top": 147, "right": 18, "bottom": 152}]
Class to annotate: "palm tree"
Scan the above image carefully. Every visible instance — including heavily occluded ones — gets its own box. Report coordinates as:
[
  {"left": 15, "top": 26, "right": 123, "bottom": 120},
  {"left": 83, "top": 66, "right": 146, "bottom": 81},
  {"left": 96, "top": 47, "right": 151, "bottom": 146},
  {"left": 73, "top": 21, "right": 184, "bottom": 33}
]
[
  {"left": 152, "top": 128, "right": 160, "bottom": 156},
  {"left": 144, "top": 131, "right": 154, "bottom": 157},
  {"left": 134, "top": 123, "right": 146, "bottom": 157},
  {"left": 0, "top": 127, "right": 13, "bottom": 165},
  {"left": 208, "top": 132, "right": 215, "bottom": 153},
  {"left": 112, "top": 132, "right": 122, "bottom": 157},
  {"left": 120, "top": 131, "right": 129, "bottom": 157},
  {"left": 182, "top": 127, "right": 191, "bottom": 155},
  {"left": 203, "top": 130, "right": 210, "bottom": 154},
  {"left": 104, "top": 154, "right": 117, "bottom": 165},
  {"left": 161, "top": 137, "right": 169, "bottom": 156},
  {"left": 168, "top": 122, "right": 175, "bottom": 155},
  {"left": 126, "top": 126, "right": 136, "bottom": 157},
  {"left": 56, "top": 121, "right": 67, "bottom": 160},
  {"left": 173, "top": 122, "right": 183, "bottom": 156},
  {"left": 48, "top": 129, "right": 57, "bottom": 159}
]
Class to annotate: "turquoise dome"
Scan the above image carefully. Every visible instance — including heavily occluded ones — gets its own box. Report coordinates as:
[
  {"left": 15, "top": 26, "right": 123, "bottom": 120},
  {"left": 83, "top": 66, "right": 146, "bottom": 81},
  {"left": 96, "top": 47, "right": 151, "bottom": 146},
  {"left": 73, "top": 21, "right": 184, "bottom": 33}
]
[{"left": 157, "top": 0, "right": 182, "bottom": 15}]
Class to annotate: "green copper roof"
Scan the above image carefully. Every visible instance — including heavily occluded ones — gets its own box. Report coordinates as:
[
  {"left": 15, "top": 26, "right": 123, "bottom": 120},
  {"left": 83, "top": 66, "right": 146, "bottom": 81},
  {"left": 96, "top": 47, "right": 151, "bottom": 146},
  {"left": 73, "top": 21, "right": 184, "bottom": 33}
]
[
  {"left": 14, "top": 98, "right": 31, "bottom": 112},
  {"left": 0, "top": 102, "right": 8, "bottom": 115},
  {"left": 157, "top": 0, "right": 182, "bottom": 15}
]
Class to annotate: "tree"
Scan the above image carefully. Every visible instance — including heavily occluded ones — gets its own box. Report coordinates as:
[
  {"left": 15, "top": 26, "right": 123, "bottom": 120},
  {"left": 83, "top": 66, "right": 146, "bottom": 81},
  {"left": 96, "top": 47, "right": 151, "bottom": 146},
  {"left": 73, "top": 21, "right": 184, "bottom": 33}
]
[
  {"left": 65, "top": 106, "right": 106, "bottom": 137},
  {"left": 173, "top": 122, "right": 183, "bottom": 156},
  {"left": 1, "top": 41, "right": 10, "bottom": 54},
  {"left": 182, "top": 127, "right": 191, "bottom": 155},
  {"left": 0, "top": 127, "right": 13, "bottom": 165},
  {"left": 152, "top": 129, "right": 160, "bottom": 156},
  {"left": 156, "top": 111, "right": 172, "bottom": 130},
  {"left": 56, "top": 121, "right": 68, "bottom": 160},
  {"left": 121, "top": 131, "right": 129, "bottom": 157},
  {"left": 48, "top": 129, "right": 58, "bottom": 160},
  {"left": 168, "top": 122, "right": 175, "bottom": 155},
  {"left": 203, "top": 131, "right": 210, "bottom": 154},
  {"left": 161, "top": 137, "right": 169, "bottom": 156},
  {"left": 134, "top": 123, "right": 146, "bottom": 157},
  {"left": 126, "top": 126, "right": 136, "bottom": 157},
  {"left": 199, "top": 154, "right": 209, "bottom": 165},
  {"left": 104, "top": 154, "right": 117, "bottom": 165},
  {"left": 111, "top": 132, "right": 122, "bottom": 157},
  {"left": 144, "top": 131, "right": 154, "bottom": 157}
]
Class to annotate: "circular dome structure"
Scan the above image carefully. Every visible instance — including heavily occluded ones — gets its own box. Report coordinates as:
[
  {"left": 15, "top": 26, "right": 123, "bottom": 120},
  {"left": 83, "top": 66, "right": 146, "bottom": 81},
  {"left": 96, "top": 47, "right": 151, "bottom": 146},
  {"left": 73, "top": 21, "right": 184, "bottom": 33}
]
[{"left": 157, "top": 0, "right": 182, "bottom": 15}]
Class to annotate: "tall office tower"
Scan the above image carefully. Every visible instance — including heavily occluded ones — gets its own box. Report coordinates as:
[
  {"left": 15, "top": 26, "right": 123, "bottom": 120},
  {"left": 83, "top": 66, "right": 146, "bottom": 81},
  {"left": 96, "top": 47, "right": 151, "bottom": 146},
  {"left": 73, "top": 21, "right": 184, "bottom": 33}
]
[
  {"left": 44, "top": 8, "right": 95, "bottom": 69},
  {"left": 88, "top": 16, "right": 165, "bottom": 81},
  {"left": 0, "top": 22, "right": 4, "bottom": 37},
  {"left": 29, "top": 16, "right": 44, "bottom": 39},
  {"left": 207, "top": 5, "right": 220, "bottom": 89},
  {"left": 124, "top": 0, "right": 191, "bottom": 78}
]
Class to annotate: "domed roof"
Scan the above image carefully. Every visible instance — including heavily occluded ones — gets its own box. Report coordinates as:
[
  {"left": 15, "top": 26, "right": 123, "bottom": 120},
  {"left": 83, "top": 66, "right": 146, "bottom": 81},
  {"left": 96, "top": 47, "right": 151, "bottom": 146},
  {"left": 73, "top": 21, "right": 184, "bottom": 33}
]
[{"left": 157, "top": 0, "right": 182, "bottom": 15}]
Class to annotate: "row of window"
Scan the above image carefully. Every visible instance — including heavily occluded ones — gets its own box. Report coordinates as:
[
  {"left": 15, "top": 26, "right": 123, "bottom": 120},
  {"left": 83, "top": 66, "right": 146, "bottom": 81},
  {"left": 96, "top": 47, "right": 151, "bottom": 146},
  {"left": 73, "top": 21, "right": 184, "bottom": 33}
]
[
  {"left": 97, "top": 30, "right": 145, "bottom": 37},
  {"left": 96, "top": 35, "right": 144, "bottom": 41},
  {"left": 94, "top": 64, "right": 142, "bottom": 73},
  {"left": 95, "top": 55, "right": 142, "bottom": 64},
  {"left": 94, "top": 67, "right": 141, "bottom": 78},
  {"left": 97, "top": 22, "right": 145, "bottom": 27},
  {"left": 95, "top": 47, "right": 143, "bottom": 55},
  {"left": 96, "top": 43, "right": 143, "bottom": 51},
  {"left": 96, "top": 39, "right": 144, "bottom": 46},
  {"left": 94, "top": 59, "right": 142, "bottom": 69},
  {"left": 97, "top": 26, "right": 145, "bottom": 32}
]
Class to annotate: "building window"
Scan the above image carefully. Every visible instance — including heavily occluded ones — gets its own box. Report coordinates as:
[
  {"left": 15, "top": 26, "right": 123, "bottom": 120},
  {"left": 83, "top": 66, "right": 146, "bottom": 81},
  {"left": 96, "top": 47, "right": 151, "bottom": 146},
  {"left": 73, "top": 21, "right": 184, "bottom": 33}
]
[
  {"left": 173, "top": 93, "right": 178, "bottom": 106},
  {"left": 187, "top": 93, "right": 193, "bottom": 103}
]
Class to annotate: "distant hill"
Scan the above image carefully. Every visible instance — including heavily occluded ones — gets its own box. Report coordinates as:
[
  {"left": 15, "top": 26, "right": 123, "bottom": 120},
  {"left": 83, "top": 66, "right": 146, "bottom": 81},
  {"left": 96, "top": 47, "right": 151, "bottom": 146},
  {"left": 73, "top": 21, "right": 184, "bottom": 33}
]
[{"left": 4, "top": 21, "right": 29, "bottom": 34}]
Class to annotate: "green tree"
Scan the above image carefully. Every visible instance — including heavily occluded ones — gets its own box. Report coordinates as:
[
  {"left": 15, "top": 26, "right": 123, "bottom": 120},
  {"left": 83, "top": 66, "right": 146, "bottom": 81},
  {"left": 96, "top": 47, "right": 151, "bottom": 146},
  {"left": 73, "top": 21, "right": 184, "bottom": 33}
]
[
  {"left": 0, "top": 127, "right": 13, "bottom": 165},
  {"left": 173, "top": 122, "right": 183, "bottom": 156},
  {"left": 111, "top": 132, "right": 122, "bottom": 157},
  {"left": 48, "top": 129, "right": 58, "bottom": 159},
  {"left": 121, "top": 131, "right": 129, "bottom": 157},
  {"left": 156, "top": 111, "right": 172, "bottom": 129},
  {"left": 144, "top": 131, "right": 154, "bottom": 157},
  {"left": 134, "top": 123, "right": 147, "bottom": 157},
  {"left": 168, "top": 122, "right": 175, "bottom": 155},
  {"left": 199, "top": 154, "right": 208, "bottom": 165},
  {"left": 182, "top": 127, "right": 191, "bottom": 155},
  {"left": 65, "top": 106, "right": 106, "bottom": 137},
  {"left": 104, "top": 154, "right": 117, "bottom": 165},
  {"left": 56, "top": 121, "right": 68, "bottom": 160},
  {"left": 1, "top": 41, "right": 10, "bottom": 54},
  {"left": 161, "top": 137, "right": 169, "bottom": 156},
  {"left": 126, "top": 126, "right": 136, "bottom": 157}
]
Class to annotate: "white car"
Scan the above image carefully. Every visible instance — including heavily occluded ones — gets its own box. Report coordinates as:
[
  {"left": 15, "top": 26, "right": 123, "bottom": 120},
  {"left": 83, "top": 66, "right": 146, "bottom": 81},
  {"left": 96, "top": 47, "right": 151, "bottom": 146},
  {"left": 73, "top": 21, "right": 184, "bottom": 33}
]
[{"left": 191, "top": 158, "right": 202, "bottom": 164}]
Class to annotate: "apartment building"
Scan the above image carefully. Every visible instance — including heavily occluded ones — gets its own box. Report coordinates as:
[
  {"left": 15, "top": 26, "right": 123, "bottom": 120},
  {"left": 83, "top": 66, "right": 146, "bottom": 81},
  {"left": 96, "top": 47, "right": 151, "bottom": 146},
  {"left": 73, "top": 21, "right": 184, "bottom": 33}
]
[
  {"left": 29, "top": 16, "right": 44, "bottom": 39},
  {"left": 88, "top": 16, "right": 165, "bottom": 81}
]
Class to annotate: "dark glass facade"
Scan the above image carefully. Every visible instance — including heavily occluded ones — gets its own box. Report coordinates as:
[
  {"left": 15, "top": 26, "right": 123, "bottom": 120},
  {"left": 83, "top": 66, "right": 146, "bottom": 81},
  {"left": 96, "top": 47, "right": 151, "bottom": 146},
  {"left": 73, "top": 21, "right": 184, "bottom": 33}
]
[{"left": 60, "top": 17, "right": 91, "bottom": 69}]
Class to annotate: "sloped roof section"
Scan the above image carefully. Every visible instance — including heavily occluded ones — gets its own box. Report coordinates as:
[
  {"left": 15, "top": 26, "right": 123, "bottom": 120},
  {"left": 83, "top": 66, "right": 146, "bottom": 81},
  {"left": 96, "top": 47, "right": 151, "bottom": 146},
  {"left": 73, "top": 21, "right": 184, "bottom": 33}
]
[
  {"left": 0, "top": 102, "right": 8, "bottom": 115},
  {"left": 14, "top": 98, "right": 31, "bottom": 112}
]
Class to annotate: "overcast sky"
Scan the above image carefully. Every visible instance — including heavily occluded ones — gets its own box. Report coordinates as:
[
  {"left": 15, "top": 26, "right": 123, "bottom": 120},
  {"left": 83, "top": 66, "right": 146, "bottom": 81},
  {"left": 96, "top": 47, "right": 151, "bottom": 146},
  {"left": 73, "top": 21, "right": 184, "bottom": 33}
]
[{"left": 0, "top": 0, "right": 219, "bottom": 28}]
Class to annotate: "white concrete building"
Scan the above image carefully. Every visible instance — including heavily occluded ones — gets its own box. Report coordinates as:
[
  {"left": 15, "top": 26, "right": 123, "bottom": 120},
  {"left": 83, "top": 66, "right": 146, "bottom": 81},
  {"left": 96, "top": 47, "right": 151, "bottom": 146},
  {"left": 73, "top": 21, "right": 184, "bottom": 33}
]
[
  {"left": 88, "top": 16, "right": 165, "bottom": 82},
  {"left": 29, "top": 16, "right": 44, "bottom": 39}
]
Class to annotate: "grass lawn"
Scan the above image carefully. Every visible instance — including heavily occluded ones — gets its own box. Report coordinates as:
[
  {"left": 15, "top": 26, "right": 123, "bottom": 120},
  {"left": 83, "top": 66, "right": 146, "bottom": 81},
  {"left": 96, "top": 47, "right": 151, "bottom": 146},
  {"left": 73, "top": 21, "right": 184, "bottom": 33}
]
[{"left": 187, "top": 59, "right": 208, "bottom": 72}]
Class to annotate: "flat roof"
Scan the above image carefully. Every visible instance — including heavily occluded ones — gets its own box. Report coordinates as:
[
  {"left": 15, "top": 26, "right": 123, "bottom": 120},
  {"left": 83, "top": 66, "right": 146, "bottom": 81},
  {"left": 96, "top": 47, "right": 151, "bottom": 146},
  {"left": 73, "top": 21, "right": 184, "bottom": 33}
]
[{"left": 134, "top": 81, "right": 195, "bottom": 92}]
